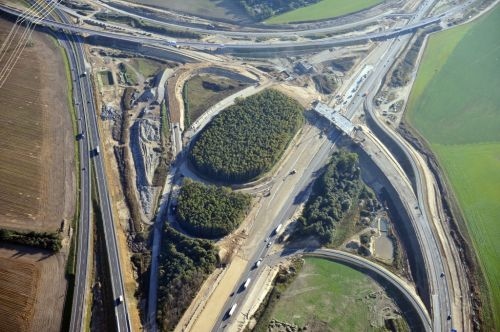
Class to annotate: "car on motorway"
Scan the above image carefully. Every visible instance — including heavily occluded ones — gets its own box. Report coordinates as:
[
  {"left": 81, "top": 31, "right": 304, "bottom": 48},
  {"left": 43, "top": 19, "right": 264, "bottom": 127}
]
[
  {"left": 254, "top": 259, "right": 262, "bottom": 269},
  {"left": 266, "top": 241, "right": 273, "bottom": 248}
]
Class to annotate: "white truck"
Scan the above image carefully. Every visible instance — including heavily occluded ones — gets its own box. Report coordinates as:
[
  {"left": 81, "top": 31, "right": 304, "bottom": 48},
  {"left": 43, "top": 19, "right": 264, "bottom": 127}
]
[
  {"left": 228, "top": 303, "right": 237, "bottom": 317},
  {"left": 274, "top": 223, "right": 283, "bottom": 235},
  {"left": 243, "top": 278, "right": 251, "bottom": 290}
]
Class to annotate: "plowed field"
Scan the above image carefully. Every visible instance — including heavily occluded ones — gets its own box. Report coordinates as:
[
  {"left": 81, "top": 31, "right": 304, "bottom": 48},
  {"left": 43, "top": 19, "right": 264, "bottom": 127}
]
[
  {"left": 0, "top": 18, "right": 75, "bottom": 232},
  {"left": 0, "top": 256, "right": 39, "bottom": 332}
]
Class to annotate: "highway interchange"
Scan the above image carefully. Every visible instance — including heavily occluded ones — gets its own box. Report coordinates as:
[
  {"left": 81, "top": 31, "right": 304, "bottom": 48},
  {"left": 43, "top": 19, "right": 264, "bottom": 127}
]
[{"left": 0, "top": 0, "right": 489, "bottom": 331}]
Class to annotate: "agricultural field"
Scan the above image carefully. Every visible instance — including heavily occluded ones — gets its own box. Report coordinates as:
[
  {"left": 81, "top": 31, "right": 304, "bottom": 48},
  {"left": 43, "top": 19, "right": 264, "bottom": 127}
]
[
  {"left": 0, "top": 256, "right": 39, "bottom": 332},
  {"left": 183, "top": 74, "right": 250, "bottom": 126},
  {"left": 265, "top": 0, "right": 384, "bottom": 24},
  {"left": 406, "top": 6, "right": 500, "bottom": 328},
  {"left": 267, "top": 258, "right": 408, "bottom": 330},
  {"left": 0, "top": 246, "right": 68, "bottom": 332},
  {"left": 0, "top": 18, "right": 75, "bottom": 232}
]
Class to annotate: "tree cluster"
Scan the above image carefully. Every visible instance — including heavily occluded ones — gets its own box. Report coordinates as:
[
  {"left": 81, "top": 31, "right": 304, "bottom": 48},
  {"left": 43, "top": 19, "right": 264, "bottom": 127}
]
[
  {"left": 239, "top": 0, "right": 321, "bottom": 20},
  {"left": 312, "top": 74, "right": 338, "bottom": 94},
  {"left": 176, "top": 179, "right": 252, "bottom": 239},
  {"left": 0, "top": 229, "right": 62, "bottom": 252},
  {"left": 189, "top": 89, "right": 304, "bottom": 184},
  {"left": 157, "top": 225, "right": 218, "bottom": 331},
  {"left": 296, "top": 150, "right": 364, "bottom": 244}
]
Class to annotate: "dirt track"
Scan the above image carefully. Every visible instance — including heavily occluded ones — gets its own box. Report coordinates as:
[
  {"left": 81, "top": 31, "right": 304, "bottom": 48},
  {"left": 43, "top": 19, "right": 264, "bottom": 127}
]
[{"left": 0, "top": 18, "right": 75, "bottom": 232}]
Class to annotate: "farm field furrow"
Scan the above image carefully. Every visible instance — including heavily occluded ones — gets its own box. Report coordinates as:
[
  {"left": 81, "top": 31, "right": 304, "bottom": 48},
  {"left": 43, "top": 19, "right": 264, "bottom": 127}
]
[
  {"left": 406, "top": 5, "right": 500, "bottom": 328},
  {"left": 0, "top": 257, "right": 39, "bottom": 332},
  {"left": 0, "top": 18, "right": 75, "bottom": 232},
  {"left": 265, "top": 0, "right": 384, "bottom": 24}
]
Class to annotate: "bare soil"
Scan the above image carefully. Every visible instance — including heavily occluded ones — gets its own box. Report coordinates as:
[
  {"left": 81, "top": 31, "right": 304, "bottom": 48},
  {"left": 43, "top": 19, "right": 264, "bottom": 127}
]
[{"left": 0, "top": 18, "right": 75, "bottom": 232}]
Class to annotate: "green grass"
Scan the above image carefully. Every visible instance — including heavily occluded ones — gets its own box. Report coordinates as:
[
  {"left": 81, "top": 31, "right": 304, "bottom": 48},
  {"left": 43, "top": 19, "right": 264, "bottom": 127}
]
[
  {"left": 271, "top": 257, "right": 407, "bottom": 330},
  {"left": 184, "top": 74, "right": 249, "bottom": 125},
  {"left": 266, "top": 0, "right": 384, "bottom": 24},
  {"left": 406, "top": 5, "right": 500, "bottom": 329},
  {"left": 128, "top": 58, "right": 162, "bottom": 78}
]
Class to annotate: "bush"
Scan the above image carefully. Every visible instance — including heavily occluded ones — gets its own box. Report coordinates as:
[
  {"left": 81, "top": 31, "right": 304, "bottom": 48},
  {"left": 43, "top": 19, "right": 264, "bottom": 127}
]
[
  {"left": 157, "top": 225, "right": 218, "bottom": 331},
  {"left": 176, "top": 179, "right": 252, "bottom": 238},
  {"left": 0, "top": 228, "right": 62, "bottom": 251},
  {"left": 189, "top": 89, "right": 304, "bottom": 183}
]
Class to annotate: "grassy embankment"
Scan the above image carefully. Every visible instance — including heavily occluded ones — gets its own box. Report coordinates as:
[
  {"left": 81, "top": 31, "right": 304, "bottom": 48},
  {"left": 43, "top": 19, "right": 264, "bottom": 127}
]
[
  {"left": 58, "top": 39, "right": 82, "bottom": 332},
  {"left": 183, "top": 74, "right": 250, "bottom": 127},
  {"left": 254, "top": 257, "right": 408, "bottom": 331},
  {"left": 406, "top": 6, "right": 500, "bottom": 329},
  {"left": 266, "top": 0, "right": 384, "bottom": 24}
]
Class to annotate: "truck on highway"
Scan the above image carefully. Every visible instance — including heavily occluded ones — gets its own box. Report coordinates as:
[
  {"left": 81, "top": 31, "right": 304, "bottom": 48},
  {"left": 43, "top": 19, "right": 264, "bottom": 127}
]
[
  {"left": 228, "top": 303, "right": 237, "bottom": 317},
  {"left": 254, "top": 258, "right": 262, "bottom": 268},
  {"left": 243, "top": 278, "right": 251, "bottom": 290},
  {"left": 116, "top": 295, "right": 124, "bottom": 305},
  {"left": 274, "top": 223, "right": 283, "bottom": 235},
  {"left": 94, "top": 146, "right": 100, "bottom": 155}
]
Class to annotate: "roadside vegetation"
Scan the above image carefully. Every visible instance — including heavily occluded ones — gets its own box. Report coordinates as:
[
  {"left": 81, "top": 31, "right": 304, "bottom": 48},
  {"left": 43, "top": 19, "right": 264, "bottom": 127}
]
[
  {"left": 183, "top": 74, "right": 250, "bottom": 127},
  {"left": 406, "top": 6, "right": 500, "bottom": 329},
  {"left": 265, "top": 0, "right": 384, "bottom": 24},
  {"left": 252, "top": 257, "right": 409, "bottom": 331},
  {"left": 295, "top": 150, "right": 373, "bottom": 246},
  {"left": 157, "top": 225, "right": 218, "bottom": 331},
  {"left": 176, "top": 179, "right": 252, "bottom": 238},
  {"left": 239, "top": 0, "right": 321, "bottom": 21},
  {"left": 312, "top": 74, "right": 338, "bottom": 94},
  {"left": 118, "top": 63, "right": 138, "bottom": 86},
  {"left": 0, "top": 229, "right": 62, "bottom": 252},
  {"left": 189, "top": 89, "right": 304, "bottom": 183},
  {"left": 94, "top": 12, "right": 201, "bottom": 39},
  {"left": 389, "top": 25, "right": 441, "bottom": 87}
]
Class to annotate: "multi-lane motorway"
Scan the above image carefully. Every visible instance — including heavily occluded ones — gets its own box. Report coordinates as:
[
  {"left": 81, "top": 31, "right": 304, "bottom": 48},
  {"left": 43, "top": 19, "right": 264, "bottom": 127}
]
[
  {"left": 52, "top": 10, "right": 133, "bottom": 332},
  {"left": 1, "top": 0, "right": 483, "bottom": 330}
]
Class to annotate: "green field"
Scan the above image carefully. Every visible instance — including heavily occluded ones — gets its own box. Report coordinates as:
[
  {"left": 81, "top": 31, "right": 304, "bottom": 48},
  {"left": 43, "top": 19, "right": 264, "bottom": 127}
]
[
  {"left": 406, "top": 5, "right": 500, "bottom": 328},
  {"left": 128, "top": 58, "right": 163, "bottom": 78},
  {"left": 270, "top": 258, "right": 408, "bottom": 330},
  {"left": 184, "top": 74, "right": 249, "bottom": 126},
  {"left": 266, "top": 0, "right": 384, "bottom": 24}
]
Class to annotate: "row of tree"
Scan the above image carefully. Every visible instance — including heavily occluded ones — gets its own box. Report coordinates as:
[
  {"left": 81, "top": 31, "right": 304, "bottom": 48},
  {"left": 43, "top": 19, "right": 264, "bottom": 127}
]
[
  {"left": 176, "top": 179, "right": 252, "bottom": 239},
  {"left": 189, "top": 89, "right": 304, "bottom": 184},
  {"left": 0, "top": 229, "right": 62, "bottom": 252},
  {"left": 157, "top": 225, "right": 218, "bottom": 331},
  {"left": 296, "top": 150, "right": 367, "bottom": 244},
  {"left": 239, "top": 0, "right": 321, "bottom": 20}
]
